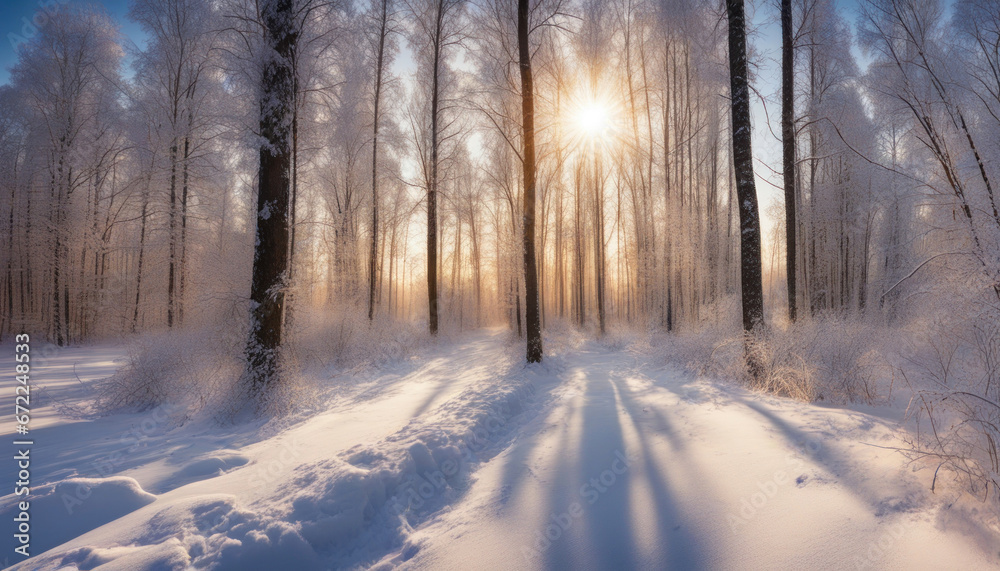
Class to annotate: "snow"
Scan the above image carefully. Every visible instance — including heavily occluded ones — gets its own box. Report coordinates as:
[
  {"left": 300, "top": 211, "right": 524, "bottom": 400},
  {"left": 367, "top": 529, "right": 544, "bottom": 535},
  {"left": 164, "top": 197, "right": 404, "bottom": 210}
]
[
  {"left": 1, "top": 332, "right": 998, "bottom": 570},
  {"left": 393, "top": 345, "right": 997, "bottom": 570},
  {"left": 0, "top": 477, "right": 156, "bottom": 557}
]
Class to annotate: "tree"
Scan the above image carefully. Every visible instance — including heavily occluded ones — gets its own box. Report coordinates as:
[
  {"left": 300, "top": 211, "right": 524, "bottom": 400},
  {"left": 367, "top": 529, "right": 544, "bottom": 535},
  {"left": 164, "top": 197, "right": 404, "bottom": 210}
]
[
  {"left": 518, "top": 0, "right": 542, "bottom": 362},
  {"left": 10, "top": 6, "right": 124, "bottom": 345},
  {"left": 725, "top": 0, "right": 764, "bottom": 334},
  {"left": 368, "top": 0, "right": 397, "bottom": 321},
  {"left": 861, "top": 0, "right": 1000, "bottom": 293},
  {"left": 0, "top": 87, "right": 25, "bottom": 341},
  {"left": 244, "top": 0, "right": 298, "bottom": 400},
  {"left": 129, "top": 0, "right": 218, "bottom": 329},
  {"left": 407, "top": 0, "right": 464, "bottom": 335},
  {"left": 782, "top": 0, "right": 797, "bottom": 321}
]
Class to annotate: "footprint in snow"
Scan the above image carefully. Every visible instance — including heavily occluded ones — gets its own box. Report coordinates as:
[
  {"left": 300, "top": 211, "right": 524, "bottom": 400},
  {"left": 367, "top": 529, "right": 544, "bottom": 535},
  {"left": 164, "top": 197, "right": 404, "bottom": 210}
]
[{"left": 874, "top": 495, "right": 919, "bottom": 517}]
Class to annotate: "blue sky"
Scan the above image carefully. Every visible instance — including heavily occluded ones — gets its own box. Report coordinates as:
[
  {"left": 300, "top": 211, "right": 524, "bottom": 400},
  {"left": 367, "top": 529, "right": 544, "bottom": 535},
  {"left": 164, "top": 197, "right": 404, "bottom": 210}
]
[{"left": 0, "top": 0, "right": 145, "bottom": 85}]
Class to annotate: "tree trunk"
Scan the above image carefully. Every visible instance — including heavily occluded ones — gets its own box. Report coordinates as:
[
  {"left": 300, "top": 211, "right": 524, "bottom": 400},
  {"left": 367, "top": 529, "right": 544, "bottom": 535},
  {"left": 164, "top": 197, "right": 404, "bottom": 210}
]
[
  {"left": 179, "top": 134, "right": 190, "bottom": 326},
  {"left": 167, "top": 135, "right": 178, "bottom": 328},
  {"left": 427, "top": 0, "right": 444, "bottom": 335},
  {"left": 133, "top": 174, "right": 151, "bottom": 332},
  {"left": 781, "top": 0, "right": 797, "bottom": 322},
  {"left": 285, "top": 65, "right": 299, "bottom": 329},
  {"left": 574, "top": 161, "right": 585, "bottom": 327},
  {"left": 518, "top": 0, "right": 542, "bottom": 362},
  {"left": 244, "top": 0, "right": 296, "bottom": 401},
  {"left": 369, "top": 0, "right": 390, "bottom": 321},
  {"left": 726, "top": 0, "right": 765, "bottom": 336},
  {"left": 4, "top": 159, "right": 16, "bottom": 338}
]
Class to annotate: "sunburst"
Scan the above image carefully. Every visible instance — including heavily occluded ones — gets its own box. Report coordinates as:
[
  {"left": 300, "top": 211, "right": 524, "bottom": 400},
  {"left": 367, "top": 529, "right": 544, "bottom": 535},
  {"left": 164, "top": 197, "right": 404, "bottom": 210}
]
[{"left": 564, "top": 88, "right": 623, "bottom": 156}]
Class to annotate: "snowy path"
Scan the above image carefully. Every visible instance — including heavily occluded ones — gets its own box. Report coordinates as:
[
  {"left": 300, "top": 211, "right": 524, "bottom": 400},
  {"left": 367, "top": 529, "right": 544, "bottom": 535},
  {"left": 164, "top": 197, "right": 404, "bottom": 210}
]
[
  {"left": 2, "top": 334, "right": 998, "bottom": 570},
  {"left": 2, "top": 330, "right": 555, "bottom": 568},
  {"left": 399, "top": 342, "right": 999, "bottom": 571}
]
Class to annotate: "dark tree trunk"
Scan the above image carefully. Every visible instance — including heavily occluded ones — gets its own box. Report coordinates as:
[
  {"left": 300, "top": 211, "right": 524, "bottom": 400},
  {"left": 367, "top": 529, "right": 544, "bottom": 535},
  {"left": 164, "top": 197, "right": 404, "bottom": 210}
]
[
  {"left": 4, "top": 161, "right": 16, "bottom": 339},
  {"left": 726, "top": 0, "right": 764, "bottom": 334},
  {"left": 594, "top": 158, "right": 606, "bottom": 336},
  {"left": 51, "top": 152, "right": 66, "bottom": 346},
  {"left": 781, "top": 0, "right": 797, "bottom": 322},
  {"left": 427, "top": 1, "right": 444, "bottom": 335},
  {"left": 369, "top": 0, "right": 390, "bottom": 321},
  {"left": 133, "top": 176, "right": 150, "bottom": 332},
  {"left": 518, "top": 0, "right": 542, "bottom": 362},
  {"left": 285, "top": 65, "right": 298, "bottom": 330},
  {"left": 179, "top": 134, "right": 190, "bottom": 326},
  {"left": 574, "top": 162, "right": 585, "bottom": 327},
  {"left": 167, "top": 136, "right": 177, "bottom": 328},
  {"left": 244, "top": 0, "right": 296, "bottom": 400},
  {"left": 662, "top": 39, "right": 674, "bottom": 332}
]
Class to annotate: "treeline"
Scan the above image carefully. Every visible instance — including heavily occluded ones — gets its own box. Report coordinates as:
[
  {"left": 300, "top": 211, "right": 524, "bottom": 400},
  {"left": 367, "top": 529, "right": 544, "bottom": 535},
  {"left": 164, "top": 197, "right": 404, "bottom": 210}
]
[{"left": 0, "top": 0, "right": 998, "bottom": 353}]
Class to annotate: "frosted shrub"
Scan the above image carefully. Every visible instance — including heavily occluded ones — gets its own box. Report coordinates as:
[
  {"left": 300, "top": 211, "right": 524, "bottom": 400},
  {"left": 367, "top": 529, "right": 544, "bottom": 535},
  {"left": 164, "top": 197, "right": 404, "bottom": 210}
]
[
  {"left": 287, "top": 304, "right": 426, "bottom": 371},
  {"left": 709, "top": 331, "right": 817, "bottom": 402},
  {"left": 806, "top": 318, "right": 884, "bottom": 404},
  {"left": 707, "top": 318, "right": 886, "bottom": 404},
  {"left": 900, "top": 306, "right": 1000, "bottom": 502},
  {"left": 94, "top": 302, "right": 428, "bottom": 420},
  {"left": 95, "top": 327, "right": 243, "bottom": 417}
]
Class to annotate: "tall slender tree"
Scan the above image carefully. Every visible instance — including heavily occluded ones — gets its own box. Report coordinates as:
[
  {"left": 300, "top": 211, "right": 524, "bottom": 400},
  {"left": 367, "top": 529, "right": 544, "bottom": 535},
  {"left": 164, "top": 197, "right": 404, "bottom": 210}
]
[
  {"left": 408, "top": 0, "right": 463, "bottom": 335},
  {"left": 427, "top": 0, "right": 446, "bottom": 336},
  {"left": 726, "top": 0, "right": 765, "bottom": 335},
  {"left": 518, "top": 0, "right": 542, "bottom": 362},
  {"left": 368, "top": 0, "right": 395, "bottom": 321},
  {"left": 782, "top": 0, "right": 797, "bottom": 321}
]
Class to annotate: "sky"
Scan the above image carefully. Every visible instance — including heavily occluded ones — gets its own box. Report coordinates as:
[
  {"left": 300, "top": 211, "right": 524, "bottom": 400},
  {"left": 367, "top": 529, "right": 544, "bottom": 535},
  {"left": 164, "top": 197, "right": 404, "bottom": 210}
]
[
  {"left": 0, "top": 0, "right": 872, "bottom": 93},
  {"left": 743, "top": 0, "right": 870, "bottom": 240},
  {"left": 0, "top": 0, "right": 145, "bottom": 86},
  {"left": 0, "top": 0, "right": 873, "bottom": 240}
]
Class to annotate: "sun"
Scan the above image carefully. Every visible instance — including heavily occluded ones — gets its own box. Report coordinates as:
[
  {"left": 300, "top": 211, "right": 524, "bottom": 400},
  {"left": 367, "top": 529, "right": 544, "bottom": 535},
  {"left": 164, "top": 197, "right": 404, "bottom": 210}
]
[
  {"left": 576, "top": 102, "right": 612, "bottom": 138},
  {"left": 565, "top": 90, "right": 621, "bottom": 153}
]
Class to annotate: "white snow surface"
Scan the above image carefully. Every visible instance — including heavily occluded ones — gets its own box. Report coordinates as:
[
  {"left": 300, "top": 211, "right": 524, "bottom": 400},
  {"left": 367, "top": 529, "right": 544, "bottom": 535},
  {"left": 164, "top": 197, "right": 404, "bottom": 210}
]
[{"left": 1, "top": 331, "right": 998, "bottom": 570}]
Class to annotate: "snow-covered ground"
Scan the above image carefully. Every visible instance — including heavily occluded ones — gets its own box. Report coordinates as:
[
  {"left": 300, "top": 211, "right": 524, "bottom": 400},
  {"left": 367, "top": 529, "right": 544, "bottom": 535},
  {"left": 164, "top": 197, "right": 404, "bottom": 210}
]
[{"left": 1, "top": 331, "right": 998, "bottom": 570}]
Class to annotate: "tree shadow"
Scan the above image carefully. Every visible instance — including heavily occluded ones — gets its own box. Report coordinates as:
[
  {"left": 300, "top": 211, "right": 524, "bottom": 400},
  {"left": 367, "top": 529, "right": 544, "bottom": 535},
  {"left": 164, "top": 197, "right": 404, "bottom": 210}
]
[
  {"left": 729, "top": 392, "right": 921, "bottom": 515},
  {"left": 494, "top": 343, "right": 705, "bottom": 569},
  {"left": 408, "top": 336, "right": 502, "bottom": 419}
]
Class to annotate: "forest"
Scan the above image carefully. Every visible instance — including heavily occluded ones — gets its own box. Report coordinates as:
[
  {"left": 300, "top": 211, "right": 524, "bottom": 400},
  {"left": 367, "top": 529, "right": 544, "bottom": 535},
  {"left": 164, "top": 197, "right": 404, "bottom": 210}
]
[
  {"left": 1, "top": 0, "right": 920, "bottom": 349},
  {"left": 1, "top": 0, "right": 999, "bottom": 568}
]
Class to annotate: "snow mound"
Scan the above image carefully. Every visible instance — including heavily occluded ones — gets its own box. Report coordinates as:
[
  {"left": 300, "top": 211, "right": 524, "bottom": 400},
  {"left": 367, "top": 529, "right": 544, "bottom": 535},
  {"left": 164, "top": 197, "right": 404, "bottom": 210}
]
[
  {"left": 59, "top": 538, "right": 190, "bottom": 570},
  {"left": 0, "top": 477, "right": 156, "bottom": 557},
  {"left": 157, "top": 452, "right": 251, "bottom": 492},
  {"left": 177, "top": 454, "right": 250, "bottom": 479},
  {"left": 196, "top": 501, "right": 321, "bottom": 571},
  {"left": 15, "top": 363, "right": 543, "bottom": 569},
  {"left": 49, "top": 496, "right": 323, "bottom": 571},
  {"left": 271, "top": 362, "right": 548, "bottom": 567}
]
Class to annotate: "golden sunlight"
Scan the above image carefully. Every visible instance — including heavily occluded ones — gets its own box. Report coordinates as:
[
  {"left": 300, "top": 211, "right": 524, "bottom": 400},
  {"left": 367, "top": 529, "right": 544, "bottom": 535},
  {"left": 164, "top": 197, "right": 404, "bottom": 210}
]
[
  {"left": 565, "top": 87, "right": 623, "bottom": 155},
  {"left": 575, "top": 101, "right": 612, "bottom": 139}
]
